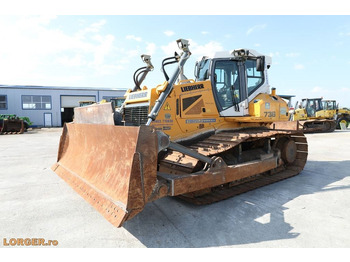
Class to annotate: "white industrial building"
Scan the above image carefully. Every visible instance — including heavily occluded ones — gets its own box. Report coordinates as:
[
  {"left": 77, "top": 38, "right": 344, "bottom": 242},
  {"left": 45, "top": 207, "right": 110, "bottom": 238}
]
[{"left": 0, "top": 85, "right": 126, "bottom": 127}]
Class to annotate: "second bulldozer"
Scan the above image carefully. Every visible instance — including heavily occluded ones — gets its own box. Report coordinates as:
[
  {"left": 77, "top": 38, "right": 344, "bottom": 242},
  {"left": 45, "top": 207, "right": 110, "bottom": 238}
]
[
  {"left": 292, "top": 98, "right": 337, "bottom": 133},
  {"left": 52, "top": 39, "right": 308, "bottom": 227}
]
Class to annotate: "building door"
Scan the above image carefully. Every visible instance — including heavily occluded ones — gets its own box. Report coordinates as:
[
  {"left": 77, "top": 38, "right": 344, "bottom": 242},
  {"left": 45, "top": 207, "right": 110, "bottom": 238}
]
[
  {"left": 60, "top": 95, "right": 96, "bottom": 126},
  {"left": 44, "top": 113, "right": 52, "bottom": 127}
]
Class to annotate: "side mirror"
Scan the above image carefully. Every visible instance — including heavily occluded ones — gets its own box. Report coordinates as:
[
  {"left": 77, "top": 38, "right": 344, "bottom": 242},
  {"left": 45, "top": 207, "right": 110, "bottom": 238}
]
[
  {"left": 203, "top": 69, "right": 209, "bottom": 80},
  {"left": 256, "top": 56, "right": 265, "bottom": 72},
  {"left": 194, "top": 61, "right": 199, "bottom": 79}
]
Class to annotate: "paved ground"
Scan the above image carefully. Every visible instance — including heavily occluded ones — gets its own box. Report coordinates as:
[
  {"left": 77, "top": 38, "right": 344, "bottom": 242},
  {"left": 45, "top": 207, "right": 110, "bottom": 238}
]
[{"left": 1, "top": 128, "right": 350, "bottom": 248}]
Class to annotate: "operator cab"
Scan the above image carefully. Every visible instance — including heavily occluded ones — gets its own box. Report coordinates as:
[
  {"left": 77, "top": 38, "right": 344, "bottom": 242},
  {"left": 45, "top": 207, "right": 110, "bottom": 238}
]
[
  {"left": 322, "top": 100, "right": 337, "bottom": 110},
  {"left": 195, "top": 49, "right": 271, "bottom": 117},
  {"left": 301, "top": 98, "right": 323, "bottom": 117}
]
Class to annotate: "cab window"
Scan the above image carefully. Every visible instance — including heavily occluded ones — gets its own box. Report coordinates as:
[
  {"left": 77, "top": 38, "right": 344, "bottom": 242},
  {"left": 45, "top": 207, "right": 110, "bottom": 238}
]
[
  {"left": 246, "top": 60, "right": 263, "bottom": 96},
  {"left": 323, "top": 101, "right": 336, "bottom": 110},
  {"left": 306, "top": 99, "right": 323, "bottom": 116},
  {"left": 213, "top": 60, "right": 240, "bottom": 110}
]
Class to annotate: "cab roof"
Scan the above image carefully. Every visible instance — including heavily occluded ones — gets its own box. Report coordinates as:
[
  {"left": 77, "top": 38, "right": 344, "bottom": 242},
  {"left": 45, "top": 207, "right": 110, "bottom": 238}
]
[{"left": 200, "top": 48, "right": 272, "bottom": 66}]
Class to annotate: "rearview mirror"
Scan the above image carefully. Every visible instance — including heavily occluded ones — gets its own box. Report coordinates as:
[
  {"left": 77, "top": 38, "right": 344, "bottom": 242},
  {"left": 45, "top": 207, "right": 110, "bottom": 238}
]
[
  {"left": 194, "top": 61, "right": 199, "bottom": 78},
  {"left": 256, "top": 56, "right": 265, "bottom": 72}
]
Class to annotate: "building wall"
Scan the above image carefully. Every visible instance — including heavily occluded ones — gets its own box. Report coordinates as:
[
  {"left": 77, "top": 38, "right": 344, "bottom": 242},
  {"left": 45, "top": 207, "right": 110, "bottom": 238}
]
[{"left": 0, "top": 87, "right": 126, "bottom": 127}]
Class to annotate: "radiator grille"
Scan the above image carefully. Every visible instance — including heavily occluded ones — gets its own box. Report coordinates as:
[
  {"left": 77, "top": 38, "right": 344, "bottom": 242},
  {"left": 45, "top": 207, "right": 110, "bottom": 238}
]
[{"left": 124, "top": 106, "right": 149, "bottom": 126}]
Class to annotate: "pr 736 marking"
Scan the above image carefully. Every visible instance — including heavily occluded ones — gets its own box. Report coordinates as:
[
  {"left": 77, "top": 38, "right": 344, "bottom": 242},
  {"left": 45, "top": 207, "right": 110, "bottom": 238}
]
[{"left": 264, "top": 111, "right": 276, "bottom": 117}]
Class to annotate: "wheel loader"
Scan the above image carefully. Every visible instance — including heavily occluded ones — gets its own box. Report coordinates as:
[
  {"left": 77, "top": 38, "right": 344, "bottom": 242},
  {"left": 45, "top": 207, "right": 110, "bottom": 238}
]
[
  {"left": 51, "top": 39, "right": 308, "bottom": 227},
  {"left": 321, "top": 99, "right": 350, "bottom": 129},
  {"left": 336, "top": 107, "right": 350, "bottom": 129},
  {"left": 292, "top": 98, "right": 336, "bottom": 133}
]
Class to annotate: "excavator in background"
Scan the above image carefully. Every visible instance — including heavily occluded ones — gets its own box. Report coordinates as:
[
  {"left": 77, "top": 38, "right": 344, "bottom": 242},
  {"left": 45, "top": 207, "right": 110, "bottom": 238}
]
[
  {"left": 51, "top": 39, "right": 308, "bottom": 227},
  {"left": 292, "top": 98, "right": 337, "bottom": 133}
]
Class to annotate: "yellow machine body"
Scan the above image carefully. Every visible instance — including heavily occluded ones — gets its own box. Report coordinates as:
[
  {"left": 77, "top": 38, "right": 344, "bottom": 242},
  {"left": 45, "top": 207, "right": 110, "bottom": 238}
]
[
  {"left": 124, "top": 80, "right": 289, "bottom": 141},
  {"left": 293, "top": 107, "right": 309, "bottom": 121}
]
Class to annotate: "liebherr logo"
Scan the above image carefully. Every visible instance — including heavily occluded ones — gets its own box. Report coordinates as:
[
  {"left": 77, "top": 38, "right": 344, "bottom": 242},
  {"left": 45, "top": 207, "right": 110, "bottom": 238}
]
[
  {"left": 181, "top": 84, "right": 204, "bottom": 92},
  {"left": 128, "top": 92, "right": 147, "bottom": 100}
]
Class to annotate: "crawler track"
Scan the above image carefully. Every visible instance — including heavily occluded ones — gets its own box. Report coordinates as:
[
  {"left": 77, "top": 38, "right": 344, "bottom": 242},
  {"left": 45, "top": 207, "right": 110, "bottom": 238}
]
[
  {"left": 158, "top": 128, "right": 308, "bottom": 204},
  {"left": 300, "top": 119, "right": 336, "bottom": 133}
]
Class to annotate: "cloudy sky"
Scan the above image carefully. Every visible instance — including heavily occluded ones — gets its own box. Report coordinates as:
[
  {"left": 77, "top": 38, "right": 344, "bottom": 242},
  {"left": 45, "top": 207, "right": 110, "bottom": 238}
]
[{"left": 1, "top": 2, "right": 350, "bottom": 106}]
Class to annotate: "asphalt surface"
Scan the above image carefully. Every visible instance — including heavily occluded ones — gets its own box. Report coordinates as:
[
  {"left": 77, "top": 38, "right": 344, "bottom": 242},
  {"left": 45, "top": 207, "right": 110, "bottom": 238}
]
[{"left": 1, "top": 128, "right": 350, "bottom": 248}]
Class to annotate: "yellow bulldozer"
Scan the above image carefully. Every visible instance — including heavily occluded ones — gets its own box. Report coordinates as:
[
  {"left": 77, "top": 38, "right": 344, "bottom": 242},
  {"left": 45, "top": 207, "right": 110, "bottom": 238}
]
[
  {"left": 292, "top": 98, "right": 337, "bottom": 133},
  {"left": 51, "top": 39, "right": 308, "bottom": 227}
]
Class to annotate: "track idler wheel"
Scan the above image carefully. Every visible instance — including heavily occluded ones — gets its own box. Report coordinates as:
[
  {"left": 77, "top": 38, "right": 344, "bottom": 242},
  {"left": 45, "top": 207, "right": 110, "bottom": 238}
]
[{"left": 277, "top": 138, "right": 297, "bottom": 164}]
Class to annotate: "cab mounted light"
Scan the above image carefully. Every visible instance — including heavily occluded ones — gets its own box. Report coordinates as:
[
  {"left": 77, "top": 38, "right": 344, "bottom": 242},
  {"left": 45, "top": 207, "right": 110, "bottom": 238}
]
[
  {"left": 176, "top": 39, "right": 190, "bottom": 52},
  {"left": 232, "top": 49, "right": 250, "bottom": 57},
  {"left": 141, "top": 54, "right": 154, "bottom": 70}
]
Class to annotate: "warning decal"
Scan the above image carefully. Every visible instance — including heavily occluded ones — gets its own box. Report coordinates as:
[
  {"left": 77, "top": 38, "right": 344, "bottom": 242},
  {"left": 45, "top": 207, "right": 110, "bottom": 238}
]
[{"left": 164, "top": 102, "right": 171, "bottom": 110}]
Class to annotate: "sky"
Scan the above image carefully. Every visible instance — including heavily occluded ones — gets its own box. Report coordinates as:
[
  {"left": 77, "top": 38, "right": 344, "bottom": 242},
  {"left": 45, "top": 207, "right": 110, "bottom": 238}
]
[{"left": 1, "top": 3, "right": 350, "bottom": 107}]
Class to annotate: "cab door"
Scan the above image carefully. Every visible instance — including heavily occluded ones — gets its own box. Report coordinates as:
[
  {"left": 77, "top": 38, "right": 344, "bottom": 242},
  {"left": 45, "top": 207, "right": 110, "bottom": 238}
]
[{"left": 212, "top": 59, "right": 248, "bottom": 117}]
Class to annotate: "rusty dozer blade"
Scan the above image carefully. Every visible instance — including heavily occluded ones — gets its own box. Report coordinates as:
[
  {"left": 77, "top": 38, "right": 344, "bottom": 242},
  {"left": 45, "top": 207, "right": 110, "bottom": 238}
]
[
  {"left": 74, "top": 102, "right": 115, "bottom": 125},
  {"left": 51, "top": 123, "right": 159, "bottom": 227}
]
